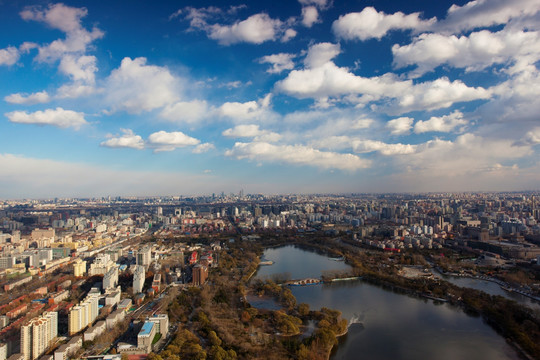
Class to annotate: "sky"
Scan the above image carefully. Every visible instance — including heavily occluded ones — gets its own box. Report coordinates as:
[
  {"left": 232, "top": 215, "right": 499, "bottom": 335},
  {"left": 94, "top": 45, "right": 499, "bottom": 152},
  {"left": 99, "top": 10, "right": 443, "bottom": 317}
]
[{"left": 1, "top": 0, "right": 540, "bottom": 198}]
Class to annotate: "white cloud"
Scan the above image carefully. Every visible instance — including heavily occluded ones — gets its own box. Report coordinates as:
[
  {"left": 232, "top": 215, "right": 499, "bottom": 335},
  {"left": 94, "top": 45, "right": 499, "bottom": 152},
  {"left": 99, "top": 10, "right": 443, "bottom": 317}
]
[
  {"left": 100, "top": 129, "right": 145, "bottom": 150},
  {"left": 315, "top": 136, "right": 417, "bottom": 155},
  {"left": 208, "top": 13, "right": 286, "bottom": 45},
  {"left": 105, "top": 57, "right": 179, "bottom": 114},
  {"left": 476, "top": 67, "right": 540, "bottom": 124},
  {"left": 21, "top": 3, "right": 104, "bottom": 63},
  {"left": 4, "top": 91, "right": 51, "bottom": 105},
  {"left": 386, "top": 77, "right": 491, "bottom": 114},
  {"left": 386, "top": 117, "right": 413, "bottom": 135},
  {"left": 298, "top": 0, "right": 330, "bottom": 8},
  {"left": 192, "top": 143, "right": 215, "bottom": 154},
  {"left": 5, "top": 107, "right": 87, "bottom": 130},
  {"left": 59, "top": 55, "right": 98, "bottom": 83},
  {"left": 352, "top": 139, "right": 417, "bottom": 155},
  {"left": 56, "top": 83, "right": 99, "bottom": 99},
  {"left": 225, "top": 141, "right": 371, "bottom": 171},
  {"left": 222, "top": 124, "right": 281, "bottom": 142},
  {"left": 303, "top": 42, "right": 340, "bottom": 68},
  {"left": 18, "top": 3, "right": 103, "bottom": 100},
  {"left": 258, "top": 53, "right": 295, "bottom": 74},
  {"left": 0, "top": 46, "right": 20, "bottom": 66},
  {"left": 147, "top": 130, "right": 200, "bottom": 152},
  {"left": 282, "top": 29, "right": 297, "bottom": 42},
  {"left": 434, "top": 0, "right": 540, "bottom": 34},
  {"left": 218, "top": 94, "right": 273, "bottom": 122},
  {"left": 332, "top": 7, "right": 435, "bottom": 41},
  {"left": 302, "top": 6, "right": 319, "bottom": 27},
  {"left": 514, "top": 128, "right": 540, "bottom": 146},
  {"left": 393, "top": 29, "right": 540, "bottom": 77},
  {"left": 159, "top": 100, "right": 209, "bottom": 124},
  {"left": 389, "top": 135, "right": 533, "bottom": 190},
  {"left": 414, "top": 111, "right": 467, "bottom": 133},
  {"left": 277, "top": 43, "right": 491, "bottom": 113}
]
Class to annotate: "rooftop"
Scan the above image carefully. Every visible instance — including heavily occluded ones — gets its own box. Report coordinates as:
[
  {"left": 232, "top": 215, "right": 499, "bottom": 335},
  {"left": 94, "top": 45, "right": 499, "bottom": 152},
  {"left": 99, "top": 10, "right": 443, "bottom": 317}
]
[{"left": 138, "top": 321, "right": 154, "bottom": 337}]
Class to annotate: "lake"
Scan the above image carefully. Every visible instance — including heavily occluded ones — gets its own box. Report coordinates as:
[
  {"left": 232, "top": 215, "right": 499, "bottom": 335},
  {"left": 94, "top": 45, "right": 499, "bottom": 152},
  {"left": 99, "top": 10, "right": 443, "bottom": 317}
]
[{"left": 253, "top": 245, "right": 520, "bottom": 360}]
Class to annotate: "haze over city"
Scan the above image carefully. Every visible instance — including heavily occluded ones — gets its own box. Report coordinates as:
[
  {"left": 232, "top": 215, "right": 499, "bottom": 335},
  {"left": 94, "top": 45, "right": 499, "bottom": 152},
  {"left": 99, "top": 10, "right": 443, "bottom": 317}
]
[{"left": 1, "top": 0, "right": 539, "bottom": 199}]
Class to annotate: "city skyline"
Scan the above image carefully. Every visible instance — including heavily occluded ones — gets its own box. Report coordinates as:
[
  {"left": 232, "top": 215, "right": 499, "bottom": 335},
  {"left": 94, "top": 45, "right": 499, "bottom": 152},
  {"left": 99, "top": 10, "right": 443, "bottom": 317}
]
[{"left": 1, "top": 0, "right": 540, "bottom": 198}]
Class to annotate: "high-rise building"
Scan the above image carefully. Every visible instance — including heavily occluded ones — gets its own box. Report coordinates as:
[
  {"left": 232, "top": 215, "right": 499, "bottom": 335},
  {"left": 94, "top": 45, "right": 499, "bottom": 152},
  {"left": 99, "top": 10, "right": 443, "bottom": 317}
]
[
  {"left": 192, "top": 264, "right": 208, "bottom": 286},
  {"left": 73, "top": 259, "right": 86, "bottom": 277},
  {"left": 133, "top": 265, "right": 145, "bottom": 294},
  {"left": 21, "top": 312, "right": 58, "bottom": 360},
  {"left": 68, "top": 295, "right": 99, "bottom": 335},
  {"left": 136, "top": 247, "right": 151, "bottom": 268},
  {"left": 103, "top": 266, "right": 119, "bottom": 290}
]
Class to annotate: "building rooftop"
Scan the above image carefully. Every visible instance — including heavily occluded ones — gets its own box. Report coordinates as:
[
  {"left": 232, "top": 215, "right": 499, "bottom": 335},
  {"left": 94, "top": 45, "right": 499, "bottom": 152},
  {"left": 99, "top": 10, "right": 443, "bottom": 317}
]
[{"left": 138, "top": 321, "right": 154, "bottom": 337}]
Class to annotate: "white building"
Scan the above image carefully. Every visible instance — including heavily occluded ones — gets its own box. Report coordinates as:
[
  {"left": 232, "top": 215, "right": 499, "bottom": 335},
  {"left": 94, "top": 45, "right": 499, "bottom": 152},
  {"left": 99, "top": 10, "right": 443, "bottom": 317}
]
[
  {"left": 133, "top": 265, "right": 145, "bottom": 294},
  {"left": 103, "top": 266, "right": 119, "bottom": 290},
  {"left": 20, "top": 312, "right": 58, "bottom": 360},
  {"left": 68, "top": 295, "right": 99, "bottom": 335}
]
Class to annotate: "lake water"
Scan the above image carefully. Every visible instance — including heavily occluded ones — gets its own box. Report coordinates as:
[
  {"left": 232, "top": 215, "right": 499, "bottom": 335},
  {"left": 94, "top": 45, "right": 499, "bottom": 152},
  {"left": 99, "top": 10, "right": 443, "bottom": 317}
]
[
  {"left": 253, "top": 245, "right": 520, "bottom": 360},
  {"left": 432, "top": 271, "right": 540, "bottom": 312}
]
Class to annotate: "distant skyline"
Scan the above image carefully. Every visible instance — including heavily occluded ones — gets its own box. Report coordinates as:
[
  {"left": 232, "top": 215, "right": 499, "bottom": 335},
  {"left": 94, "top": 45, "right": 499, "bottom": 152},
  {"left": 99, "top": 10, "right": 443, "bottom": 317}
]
[{"left": 1, "top": 0, "right": 539, "bottom": 198}]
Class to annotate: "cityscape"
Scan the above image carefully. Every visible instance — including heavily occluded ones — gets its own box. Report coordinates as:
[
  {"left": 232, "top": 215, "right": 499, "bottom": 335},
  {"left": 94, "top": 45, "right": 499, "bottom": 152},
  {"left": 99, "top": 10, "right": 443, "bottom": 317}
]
[
  {"left": 0, "top": 192, "right": 539, "bottom": 359},
  {"left": 1, "top": 0, "right": 540, "bottom": 359}
]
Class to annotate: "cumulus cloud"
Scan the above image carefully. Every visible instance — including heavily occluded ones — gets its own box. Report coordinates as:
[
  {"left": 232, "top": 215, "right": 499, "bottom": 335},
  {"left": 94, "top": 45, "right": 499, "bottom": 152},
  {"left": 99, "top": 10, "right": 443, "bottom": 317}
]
[
  {"left": 514, "top": 127, "right": 540, "bottom": 146},
  {"left": 414, "top": 110, "right": 467, "bottom": 133},
  {"left": 147, "top": 130, "right": 200, "bottom": 152},
  {"left": 184, "top": 9, "right": 290, "bottom": 45},
  {"left": 386, "top": 117, "right": 413, "bottom": 135},
  {"left": 476, "top": 66, "right": 540, "bottom": 124},
  {"left": 159, "top": 100, "right": 209, "bottom": 124},
  {"left": 56, "top": 83, "right": 99, "bottom": 99},
  {"left": 393, "top": 29, "right": 540, "bottom": 77},
  {"left": 332, "top": 7, "right": 435, "bottom": 41},
  {"left": 218, "top": 94, "right": 273, "bottom": 122},
  {"left": 387, "top": 77, "right": 491, "bottom": 114},
  {"left": 100, "top": 129, "right": 144, "bottom": 150},
  {"left": 390, "top": 135, "right": 533, "bottom": 190},
  {"left": 222, "top": 124, "right": 281, "bottom": 142},
  {"left": 59, "top": 54, "right": 98, "bottom": 83},
  {"left": 434, "top": 0, "right": 540, "bottom": 34},
  {"left": 105, "top": 57, "right": 179, "bottom": 114},
  {"left": 315, "top": 136, "right": 417, "bottom": 155},
  {"left": 352, "top": 139, "right": 417, "bottom": 155},
  {"left": 4, "top": 91, "right": 51, "bottom": 105},
  {"left": 18, "top": 3, "right": 103, "bottom": 99},
  {"left": 192, "top": 143, "right": 215, "bottom": 154},
  {"left": 298, "top": 0, "right": 330, "bottom": 8},
  {"left": 301, "top": 6, "right": 319, "bottom": 28},
  {"left": 225, "top": 141, "right": 371, "bottom": 171},
  {"left": 0, "top": 46, "right": 20, "bottom": 66},
  {"left": 5, "top": 107, "right": 87, "bottom": 130},
  {"left": 20, "top": 3, "right": 104, "bottom": 63},
  {"left": 258, "top": 53, "right": 295, "bottom": 74},
  {"left": 277, "top": 43, "right": 491, "bottom": 113}
]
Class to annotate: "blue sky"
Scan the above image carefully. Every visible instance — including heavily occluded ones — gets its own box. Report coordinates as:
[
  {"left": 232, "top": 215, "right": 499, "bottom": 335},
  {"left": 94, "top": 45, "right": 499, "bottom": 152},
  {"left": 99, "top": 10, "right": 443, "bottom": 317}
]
[{"left": 1, "top": 0, "right": 539, "bottom": 198}]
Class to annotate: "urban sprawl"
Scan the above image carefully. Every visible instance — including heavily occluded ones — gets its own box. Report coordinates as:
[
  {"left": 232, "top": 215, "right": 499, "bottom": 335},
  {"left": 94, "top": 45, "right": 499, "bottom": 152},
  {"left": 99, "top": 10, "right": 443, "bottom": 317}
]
[{"left": 0, "top": 192, "right": 539, "bottom": 360}]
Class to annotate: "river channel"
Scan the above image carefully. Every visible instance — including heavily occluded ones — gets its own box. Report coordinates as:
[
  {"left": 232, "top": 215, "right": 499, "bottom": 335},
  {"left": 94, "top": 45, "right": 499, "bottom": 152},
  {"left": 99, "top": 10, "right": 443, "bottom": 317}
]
[{"left": 253, "top": 245, "right": 520, "bottom": 360}]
